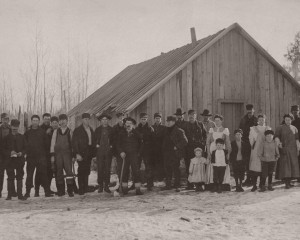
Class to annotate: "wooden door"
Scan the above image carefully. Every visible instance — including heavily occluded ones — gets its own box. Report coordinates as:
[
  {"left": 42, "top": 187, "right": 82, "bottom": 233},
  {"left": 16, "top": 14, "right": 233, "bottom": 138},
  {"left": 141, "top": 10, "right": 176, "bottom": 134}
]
[{"left": 220, "top": 102, "right": 244, "bottom": 140}]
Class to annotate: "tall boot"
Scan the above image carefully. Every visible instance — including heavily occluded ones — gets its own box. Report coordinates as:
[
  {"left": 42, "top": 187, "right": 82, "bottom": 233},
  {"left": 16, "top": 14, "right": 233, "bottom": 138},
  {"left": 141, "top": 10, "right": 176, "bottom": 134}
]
[
  {"left": 135, "top": 183, "right": 143, "bottom": 195},
  {"left": 17, "top": 180, "right": 26, "bottom": 200},
  {"left": 10, "top": 180, "right": 17, "bottom": 197},
  {"left": 24, "top": 187, "right": 31, "bottom": 199},
  {"left": 6, "top": 180, "right": 13, "bottom": 200},
  {"left": 57, "top": 183, "right": 65, "bottom": 197},
  {"left": 34, "top": 186, "right": 40, "bottom": 197},
  {"left": 67, "top": 183, "right": 74, "bottom": 197},
  {"left": 78, "top": 176, "right": 85, "bottom": 195}
]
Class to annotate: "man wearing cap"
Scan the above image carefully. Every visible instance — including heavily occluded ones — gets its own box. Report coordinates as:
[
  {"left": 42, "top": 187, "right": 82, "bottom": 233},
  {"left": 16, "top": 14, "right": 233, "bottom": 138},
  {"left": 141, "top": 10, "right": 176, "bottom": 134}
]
[
  {"left": 50, "top": 114, "right": 74, "bottom": 197},
  {"left": 24, "top": 115, "right": 53, "bottom": 198},
  {"left": 239, "top": 104, "right": 258, "bottom": 185},
  {"left": 136, "top": 113, "right": 154, "bottom": 190},
  {"left": 72, "top": 113, "right": 96, "bottom": 195},
  {"left": 95, "top": 112, "right": 114, "bottom": 193},
  {"left": 162, "top": 116, "right": 188, "bottom": 191},
  {"left": 200, "top": 109, "right": 215, "bottom": 133},
  {"left": 174, "top": 108, "right": 187, "bottom": 132},
  {"left": 184, "top": 109, "right": 207, "bottom": 190},
  {"left": 117, "top": 117, "right": 143, "bottom": 195},
  {"left": 152, "top": 112, "right": 166, "bottom": 183},
  {"left": 2, "top": 119, "right": 26, "bottom": 200},
  {"left": 0, "top": 113, "right": 16, "bottom": 198}
]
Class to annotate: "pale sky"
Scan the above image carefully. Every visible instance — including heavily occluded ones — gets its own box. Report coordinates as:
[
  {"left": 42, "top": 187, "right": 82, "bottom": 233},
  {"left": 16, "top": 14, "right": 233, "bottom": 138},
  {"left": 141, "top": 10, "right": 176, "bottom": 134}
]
[{"left": 0, "top": 0, "right": 300, "bottom": 106}]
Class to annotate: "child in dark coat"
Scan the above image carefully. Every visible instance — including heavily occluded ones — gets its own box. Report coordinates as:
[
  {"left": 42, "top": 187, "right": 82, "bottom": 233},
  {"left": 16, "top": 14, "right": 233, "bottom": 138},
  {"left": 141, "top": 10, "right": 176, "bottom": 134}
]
[
  {"left": 258, "top": 130, "right": 280, "bottom": 191},
  {"left": 230, "top": 129, "right": 248, "bottom": 192},
  {"left": 211, "top": 138, "right": 228, "bottom": 193}
]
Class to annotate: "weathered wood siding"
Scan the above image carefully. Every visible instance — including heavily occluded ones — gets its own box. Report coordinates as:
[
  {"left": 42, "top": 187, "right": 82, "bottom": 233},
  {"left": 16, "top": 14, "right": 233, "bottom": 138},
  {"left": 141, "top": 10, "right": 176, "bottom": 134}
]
[{"left": 133, "top": 29, "right": 300, "bottom": 129}]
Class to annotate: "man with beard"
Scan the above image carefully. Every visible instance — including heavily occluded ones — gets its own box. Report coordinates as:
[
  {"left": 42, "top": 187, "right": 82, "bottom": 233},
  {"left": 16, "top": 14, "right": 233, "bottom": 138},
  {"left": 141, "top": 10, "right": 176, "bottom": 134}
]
[
  {"left": 24, "top": 115, "right": 53, "bottom": 198},
  {"left": 152, "top": 113, "right": 166, "bottom": 184},
  {"left": 136, "top": 113, "right": 154, "bottom": 191},
  {"left": 161, "top": 116, "right": 188, "bottom": 192},
  {"left": 200, "top": 109, "right": 215, "bottom": 134},
  {"left": 174, "top": 108, "right": 187, "bottom": 131},
  {"left": 0, "top": 113, "right": 16, "bottom": 198},
  {"left": 239, "top": 104, "right": 258, "bottom": 186},
  {"left": 117, "top": 117, "right": 143, "bottom": 195},
  {"left": 184, "top": 110, "right": 206, "bottom": 190},
  {"left": 72, "top": 113, "right": 96, "bottom": 195}
]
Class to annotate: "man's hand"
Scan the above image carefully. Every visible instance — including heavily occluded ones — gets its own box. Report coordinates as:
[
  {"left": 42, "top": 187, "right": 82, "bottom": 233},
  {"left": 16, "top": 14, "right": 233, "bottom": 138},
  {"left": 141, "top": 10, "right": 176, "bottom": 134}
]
[
  {"left": 174, "top": 146, "right": 177, "bottom": 151},
  {"left": 76, "top": 154, "right": 83, "bottom": 161},
  {"left": 120, "top": 152, "right": 126, "bottom": 159}
]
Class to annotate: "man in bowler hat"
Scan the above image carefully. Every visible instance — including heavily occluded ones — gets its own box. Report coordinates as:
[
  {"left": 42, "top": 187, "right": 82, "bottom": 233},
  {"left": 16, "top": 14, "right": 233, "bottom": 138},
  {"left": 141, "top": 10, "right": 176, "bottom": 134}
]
[{"left": 201, "top": 109, "right": 215, "bottom": 133}]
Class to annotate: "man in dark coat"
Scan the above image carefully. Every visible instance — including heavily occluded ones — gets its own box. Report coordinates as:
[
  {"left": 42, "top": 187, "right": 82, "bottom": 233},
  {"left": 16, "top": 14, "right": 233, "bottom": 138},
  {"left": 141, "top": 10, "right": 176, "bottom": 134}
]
[
  {"left": 161, "top": 116, "right": 188, "bottom": 192},
  {"left": 112, "top": 112, "right": 125, "bottom": 180},
  {"left": 95, "top": 113, "right": 114, "bottom": 193},
  {"left": 3, "top": 119, "right": 27, "bottom": 200},
  {"left": 184, "top": 109, "right": 207, "bottom": 190},
  {"left": 117, "top": 117, "right": 143, "bottom": 195},
  {"left": 174, "top": 108, "right": 187, "bottom": 131},
  {"left": 24, "top": 115, "right": 53, "bottom": 198},
  {"left": 35, "top": 113, "right": 55, "bottom": 196},
  {"left": 0, "top": 113, "right": 16, "bottom": 198},
  {"left": 72, "top": 113, "right": 96, "bottom": 195},
  {"left": 239, "top": 104, "right": 258, "bottom": 185},
  {"left": 152, "top": 112, "right": 166, "bottom": 182},
  {"left": 136, "top": 113, "right": 154, "bottom": 191}
]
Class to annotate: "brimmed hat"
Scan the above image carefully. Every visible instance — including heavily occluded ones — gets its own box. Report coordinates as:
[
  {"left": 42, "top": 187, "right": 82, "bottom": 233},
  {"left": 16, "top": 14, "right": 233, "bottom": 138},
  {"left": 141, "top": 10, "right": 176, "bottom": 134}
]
[
  {"left": 59, "top": 114, "right": 68, "bottom": 121},
  {"left": 234, "top": 129, "right": 243, "bottom": 135},
  {"left": 166, "top": 116, "right": 176, "bottom": 122},
  {"left": 200, "top": 109, "right": 212, "bottom": 117},
  {"left": 124, "top": 117, "right": 136, "bottom": 125},
  {"left": 154, "top": 112, "right": 162, "bottom": 118},
  {"left": 246, "top": 104, "right": 254, "bottom": 110},
  {"left": 188, "top": 109, "right": 196, "bottom": 115},
  {"left": 265, "top": 130, "right": 274, "bottom": 136},
  {"left": 82, "top": 113, "right": 91, "bottom": 119},
  {"left": 291, "top": 105, "right": 300, "bottom": 112},
  {"left": 194, "top": 147, "right": 203, "bottom": 153},
  {"left": 1, "top": 113, "right": 9, "bottom": 119},
  {"left": 98, "top": 113, "right": 112, "bottom": 121},
  {"left": 174, "top": 108, "right": 186, "bottom": 116},
  {"left": 11, "top": 119, "right": 20, "bottom": 127}
]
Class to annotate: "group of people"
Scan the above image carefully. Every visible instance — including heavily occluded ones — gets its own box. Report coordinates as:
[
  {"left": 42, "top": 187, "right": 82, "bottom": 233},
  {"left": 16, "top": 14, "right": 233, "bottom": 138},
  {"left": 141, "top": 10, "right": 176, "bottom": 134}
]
[{"left": 0, "top": 103, "right": 300, "bottom": 201}]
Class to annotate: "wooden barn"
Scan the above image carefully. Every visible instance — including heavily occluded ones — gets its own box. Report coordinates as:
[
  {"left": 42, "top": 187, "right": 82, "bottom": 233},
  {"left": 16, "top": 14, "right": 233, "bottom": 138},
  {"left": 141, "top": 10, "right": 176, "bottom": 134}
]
[{"left": 68, "top": 23, "right": 300, "bottom": 137}]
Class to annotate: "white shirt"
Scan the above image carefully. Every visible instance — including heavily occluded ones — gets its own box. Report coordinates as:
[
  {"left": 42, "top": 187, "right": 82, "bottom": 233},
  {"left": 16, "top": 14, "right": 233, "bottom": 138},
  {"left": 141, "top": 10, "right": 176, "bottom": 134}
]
[
  {"left": 84, "top": 126, "right": 92, "bottom": 146},
  {"left": 214, "top": 149, "right": 226, "bottom": 167}
]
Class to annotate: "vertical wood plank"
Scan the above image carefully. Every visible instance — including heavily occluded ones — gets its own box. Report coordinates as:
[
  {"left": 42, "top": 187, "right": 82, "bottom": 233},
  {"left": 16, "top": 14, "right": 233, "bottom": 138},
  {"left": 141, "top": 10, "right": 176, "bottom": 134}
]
[{"left": 187, "top": 62, "right": 193, "bottom": 110}]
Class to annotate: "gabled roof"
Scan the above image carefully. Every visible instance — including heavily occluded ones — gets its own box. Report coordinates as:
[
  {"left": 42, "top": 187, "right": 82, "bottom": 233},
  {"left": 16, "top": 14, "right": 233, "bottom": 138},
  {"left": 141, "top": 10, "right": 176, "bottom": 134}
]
[{"left": 68, "top": 23, "right": 299, "bottom": 117}]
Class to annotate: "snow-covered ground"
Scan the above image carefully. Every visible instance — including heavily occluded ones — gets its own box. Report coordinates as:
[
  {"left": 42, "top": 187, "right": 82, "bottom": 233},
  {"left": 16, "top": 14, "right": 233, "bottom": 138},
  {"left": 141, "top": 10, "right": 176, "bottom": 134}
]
[{"left": 0, "top": 172, "right": 300, "bottom": 240}]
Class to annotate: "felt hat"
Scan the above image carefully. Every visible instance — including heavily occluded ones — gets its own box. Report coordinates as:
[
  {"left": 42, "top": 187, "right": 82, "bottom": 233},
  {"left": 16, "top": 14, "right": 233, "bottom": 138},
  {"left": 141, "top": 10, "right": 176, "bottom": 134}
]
[
  {"left": 188, "top": 109, "right": 196, "bottom": 115},
  {"left": 174, "top": 108, "right": 186, "bottom": 116},
  {"left": 166, "top": 116, "right": 176, "bottom": 122},
  {"left": 97, "top": 113, "right": 112, "bottom": 120},
  {"left": 246, "top": 104, "right": 254, "bottom": 110},
  {"left": 200, "top": 109, "right": 212, "bottom": 117}
]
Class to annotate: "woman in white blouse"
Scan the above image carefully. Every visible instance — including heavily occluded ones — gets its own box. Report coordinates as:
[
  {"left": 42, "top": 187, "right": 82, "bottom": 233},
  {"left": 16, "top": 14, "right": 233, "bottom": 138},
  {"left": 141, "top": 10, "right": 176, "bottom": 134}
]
[
  {"left": 249, "top": 114, "right": 271, "bottom": 191},
  {"left": 206, "top": 114, "right": 231, "bottom": 191}
]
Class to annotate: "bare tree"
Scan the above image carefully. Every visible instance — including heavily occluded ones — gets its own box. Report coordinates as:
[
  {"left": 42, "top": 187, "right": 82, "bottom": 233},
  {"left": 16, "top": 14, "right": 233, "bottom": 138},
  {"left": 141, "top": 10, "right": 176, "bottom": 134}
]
[{"left": 284, "top": 32, "right": 300, "bottom": 82}]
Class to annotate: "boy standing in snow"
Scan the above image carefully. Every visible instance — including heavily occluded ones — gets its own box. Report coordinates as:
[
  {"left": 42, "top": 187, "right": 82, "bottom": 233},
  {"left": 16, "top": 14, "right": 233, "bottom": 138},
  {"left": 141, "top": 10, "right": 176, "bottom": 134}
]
[
  {"left": 257, "top": 130, "right": 280, "bottom": 191},
  {"left": 188, "top": 147, "right": 208, "bottom": 192},
  {"left": 230, "top": 129, "right": 248, "bottom": 192},
  {"left": 211, "top": 138, "right": 228, "bottom": 193}
]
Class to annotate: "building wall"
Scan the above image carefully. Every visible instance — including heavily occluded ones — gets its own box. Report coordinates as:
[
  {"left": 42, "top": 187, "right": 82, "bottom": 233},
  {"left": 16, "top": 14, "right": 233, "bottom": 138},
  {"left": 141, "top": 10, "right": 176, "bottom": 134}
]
[{"left": 130, "top": 29, "right": 300, "bottom": 133}]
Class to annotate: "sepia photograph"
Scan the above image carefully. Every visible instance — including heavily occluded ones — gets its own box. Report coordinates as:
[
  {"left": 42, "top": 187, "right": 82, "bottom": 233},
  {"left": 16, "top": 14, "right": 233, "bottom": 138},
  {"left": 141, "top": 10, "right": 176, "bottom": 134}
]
[{"left": 0, "top": 0, "right": 300, "bottom": 239}]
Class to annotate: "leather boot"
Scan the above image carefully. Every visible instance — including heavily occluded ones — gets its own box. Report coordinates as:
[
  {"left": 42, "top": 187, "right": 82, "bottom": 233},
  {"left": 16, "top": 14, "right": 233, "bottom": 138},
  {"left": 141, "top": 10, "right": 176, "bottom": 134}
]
[
  {"left": 34, "top": 187, "right": 40, "bottom": 197},
  {"left": 10, "top": 181, "right": 17, "bottom": 197},
  {"left": 57, "top": 184, "right": 65, "bottom": 197},
  {"left": 6, "top": 180, "right": 13, "bottom": 200},
  {"left": 17, "top": 180, "right": 26, "bottom": 200},
  {"left": 67, "top": 183, "right": 74, "bottom": 197},
  {"left": 24, "top": 188, "right": 31, "bottom": 199},
  {"left": 78, "top": 176, "right": 85, "bottom": 195}
]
